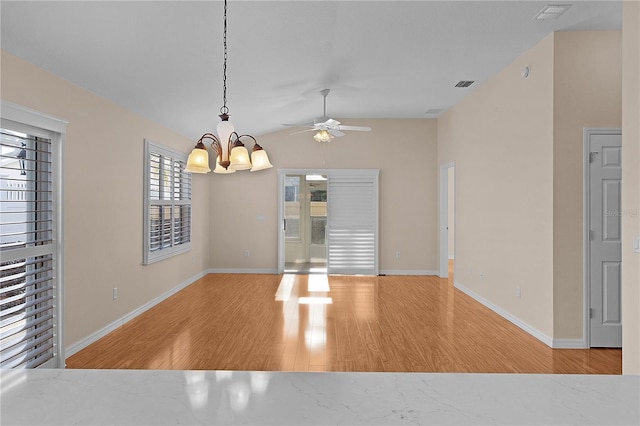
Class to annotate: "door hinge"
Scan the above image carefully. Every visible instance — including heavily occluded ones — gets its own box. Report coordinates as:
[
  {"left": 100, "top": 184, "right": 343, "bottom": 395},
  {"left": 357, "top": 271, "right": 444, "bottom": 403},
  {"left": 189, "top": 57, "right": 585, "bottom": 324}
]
[
  {"left": 589, "top": 308, "right": 594, "bottom": 319},
  {"left": 589, "top": 151, "right": 599, "bottom": 163},
  {"left": 589, "top": 230, "right": 594, "bottom": 240}
]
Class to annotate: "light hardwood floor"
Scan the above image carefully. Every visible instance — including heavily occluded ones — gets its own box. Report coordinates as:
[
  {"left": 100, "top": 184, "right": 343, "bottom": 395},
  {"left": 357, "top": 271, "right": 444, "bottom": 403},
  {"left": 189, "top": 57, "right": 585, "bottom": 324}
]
[{"left": 66, "top": 269, "right": 621, "bottom": 373}]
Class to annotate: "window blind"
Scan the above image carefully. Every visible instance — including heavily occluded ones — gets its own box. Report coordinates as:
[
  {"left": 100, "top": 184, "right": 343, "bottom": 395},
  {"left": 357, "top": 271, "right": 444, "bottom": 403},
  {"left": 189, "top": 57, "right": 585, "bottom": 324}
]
[
  {"left": 144, "top": 140, "right": 192, "bottom": 264},
  {"left": 327, "top": 173, "right": 379, "bottom": 275},
  {"left": 1, "top": 128, "right": 57, "bottom": 368}
]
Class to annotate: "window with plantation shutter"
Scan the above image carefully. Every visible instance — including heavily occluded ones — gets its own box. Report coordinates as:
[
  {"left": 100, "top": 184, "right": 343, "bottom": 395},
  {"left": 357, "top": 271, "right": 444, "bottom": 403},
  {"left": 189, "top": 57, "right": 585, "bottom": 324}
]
[
  {"left": 327, "top": 171, "right": 379, "bottom": 276},
  {"left": 143, "top": 140, "right": 192, "bottom": 264},
  {"left": 1, "top": 118, "right": 62, "bottom": 369}
]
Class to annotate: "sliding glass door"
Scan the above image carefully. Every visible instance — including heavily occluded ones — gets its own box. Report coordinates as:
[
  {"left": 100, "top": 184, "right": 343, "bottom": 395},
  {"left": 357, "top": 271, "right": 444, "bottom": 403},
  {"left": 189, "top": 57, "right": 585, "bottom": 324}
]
[{"left": 279, "top": 169, "right": 378, "bottom": 276}]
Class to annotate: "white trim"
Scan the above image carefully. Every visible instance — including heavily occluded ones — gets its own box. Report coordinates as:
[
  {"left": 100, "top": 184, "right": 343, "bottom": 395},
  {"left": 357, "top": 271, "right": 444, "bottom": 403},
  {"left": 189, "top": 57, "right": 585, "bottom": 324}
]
[
  {"left": 454, "top": 280, "right": 554, "bottom": 347},
  {"left": 64, "top": 270, "right": 208, "bottom": 359},
  {"left": 448, "top": 256, "right": 455, "bottom": 260},
  {"left": 379, "top": 269, "right": 439, "bottom": 276},
  {"left": 207, "top": 268, "right": 279, "bottom": 274},
  {"left": 583, "top": 129, "right": 591, "bottom": 349},
  {"left": 582, "top": 128, "right": 622, "bottom": 349},
  {"left": 1, "top": 101, "right": 68, "bottom": 134},
  {"left": 552, "top": 339, "right": 587, "bottom": 349},
  {"left": 439, "top": 162, "right": 455, "bottom": 278},
  {"left": 277, "top": 172, "right": 285, "bottom": 274}
]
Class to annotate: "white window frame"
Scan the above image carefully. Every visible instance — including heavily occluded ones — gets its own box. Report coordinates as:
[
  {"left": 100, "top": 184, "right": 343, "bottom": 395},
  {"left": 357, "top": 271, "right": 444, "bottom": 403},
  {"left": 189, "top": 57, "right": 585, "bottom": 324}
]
[
  {"left": 143, "top": 139, "right": 192, "bottom": 264},
  {"left": 1, "top": 100, "right": 67, "bottom": 368}
]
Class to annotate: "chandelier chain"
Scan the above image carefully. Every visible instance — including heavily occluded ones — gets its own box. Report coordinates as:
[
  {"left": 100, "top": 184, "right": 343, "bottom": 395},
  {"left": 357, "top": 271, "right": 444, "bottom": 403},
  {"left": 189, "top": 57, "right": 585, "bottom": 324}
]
[{"left": 221, "top": 0, "right": 229, "bottom": 115}]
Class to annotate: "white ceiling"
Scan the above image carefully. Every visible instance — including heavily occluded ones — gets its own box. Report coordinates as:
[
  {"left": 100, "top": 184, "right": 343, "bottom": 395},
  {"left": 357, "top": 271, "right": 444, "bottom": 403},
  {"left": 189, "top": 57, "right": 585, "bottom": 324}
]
[{"left": 1, "top": 1, "right": 622, "bottom": 141}]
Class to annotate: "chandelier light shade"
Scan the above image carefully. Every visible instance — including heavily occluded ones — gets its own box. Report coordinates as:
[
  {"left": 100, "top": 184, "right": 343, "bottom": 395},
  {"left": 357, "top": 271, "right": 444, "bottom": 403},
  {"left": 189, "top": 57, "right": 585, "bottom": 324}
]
[
  {"left": 185, "top": 141, "right": 211, "bottom": 173},
  {"left": 185, "top": 0, "right": 272, "bottom": 174}
]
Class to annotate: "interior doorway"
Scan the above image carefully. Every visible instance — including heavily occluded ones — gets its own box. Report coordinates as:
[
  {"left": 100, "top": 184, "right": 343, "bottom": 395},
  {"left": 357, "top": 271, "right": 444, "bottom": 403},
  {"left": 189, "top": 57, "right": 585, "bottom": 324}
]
[
  {"left": 283, "top": 174, "right": 328, "bottom": 275},
  {"left": 439, "top": 162, "right": 455, "bottom": 279}
]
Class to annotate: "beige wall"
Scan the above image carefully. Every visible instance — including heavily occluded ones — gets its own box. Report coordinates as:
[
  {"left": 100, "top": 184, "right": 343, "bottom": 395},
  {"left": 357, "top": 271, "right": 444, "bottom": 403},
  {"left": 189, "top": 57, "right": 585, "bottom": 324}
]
[
  {"left": 552, "top": 31, "right": 622, "bottom": 339},
  {"left": 438, "top": 34, "right": 556, "bottom": 337},
  {"left": 438, "top": 31, "right": 626, "bottom": 344},
  {"left": 0, "top": 50, "right": 211, "bottom": 350},
  {"left": 209, "top": 119, "right": 439, "bottom": 273},
  {"left": 621, "top": 1, "right": 640, "bottom": 374}
]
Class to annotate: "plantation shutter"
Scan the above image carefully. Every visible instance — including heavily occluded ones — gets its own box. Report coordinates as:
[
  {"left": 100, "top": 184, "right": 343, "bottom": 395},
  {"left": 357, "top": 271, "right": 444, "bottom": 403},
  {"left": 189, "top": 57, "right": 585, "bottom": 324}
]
[
  {"left": 143, "top": 140, "right": 192, "bottom": 264},
  {"left": 1, "top": 124, "right": 59, "bottom": 369},
  {"left": 327, "top": 171, "right": 379, "bottom": 275}
]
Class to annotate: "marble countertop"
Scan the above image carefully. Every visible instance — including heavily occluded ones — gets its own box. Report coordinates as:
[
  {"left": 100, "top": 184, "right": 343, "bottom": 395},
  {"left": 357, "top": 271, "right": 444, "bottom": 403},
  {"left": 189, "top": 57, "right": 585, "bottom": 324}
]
[{"left": 0, "top": 369, "right": 638, "bottom": 425}]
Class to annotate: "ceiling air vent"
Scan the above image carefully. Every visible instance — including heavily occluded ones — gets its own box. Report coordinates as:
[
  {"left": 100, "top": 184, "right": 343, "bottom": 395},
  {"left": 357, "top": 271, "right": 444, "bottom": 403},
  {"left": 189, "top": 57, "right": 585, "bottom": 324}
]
[
  {"left": 455, "top": 81, "right": 475, "bottom": 88},
  {"left": 425, "top": 108, "right": 443, "bottom": 115},
  {"left": 534, "top": 4, "right": 571, "bottom": 20}
]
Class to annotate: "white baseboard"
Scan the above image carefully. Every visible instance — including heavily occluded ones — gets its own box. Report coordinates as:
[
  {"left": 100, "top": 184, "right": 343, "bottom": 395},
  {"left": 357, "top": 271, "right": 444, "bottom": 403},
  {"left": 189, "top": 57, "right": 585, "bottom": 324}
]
[
  {"left": 379, "top": 270, "right": 439, "bottom": 276},
  {"left": 552, "top": 338, "right": 587, "bottom": 349},
  {"left": 208, "top": 268, "right": 279, "bottom": 274},
  {"left": 65, "top": 270, "right": 209, "bottom": 358},
  {"left": 454, "top": 280, "right": 554, "bottom": 348}
]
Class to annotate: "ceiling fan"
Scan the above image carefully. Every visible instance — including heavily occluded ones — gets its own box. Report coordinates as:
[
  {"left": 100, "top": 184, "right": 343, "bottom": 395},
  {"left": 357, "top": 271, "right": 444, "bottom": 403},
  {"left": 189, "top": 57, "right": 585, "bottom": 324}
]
[{"left": 282, "top": 89, "right": 372, "bottom": 142}]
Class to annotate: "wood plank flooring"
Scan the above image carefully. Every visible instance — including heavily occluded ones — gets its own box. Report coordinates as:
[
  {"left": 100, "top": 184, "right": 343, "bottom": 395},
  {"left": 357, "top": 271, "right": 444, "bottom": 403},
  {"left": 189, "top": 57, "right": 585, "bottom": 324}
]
[{"left": 66, "top": 270, "right": 621, "bottom": 374}]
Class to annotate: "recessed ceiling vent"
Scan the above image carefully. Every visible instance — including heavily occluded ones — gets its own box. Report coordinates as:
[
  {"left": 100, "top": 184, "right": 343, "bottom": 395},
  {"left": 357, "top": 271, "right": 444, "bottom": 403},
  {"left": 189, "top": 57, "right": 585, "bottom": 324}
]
[
  {"left": 425, "top": 108, "right": 443, "bottom": 115},
  {"left": 534, "top": 4, "right": 572, "bottom": 20},
  {"left": 455, "top": 81, "right": 475, "bottom": 88}
]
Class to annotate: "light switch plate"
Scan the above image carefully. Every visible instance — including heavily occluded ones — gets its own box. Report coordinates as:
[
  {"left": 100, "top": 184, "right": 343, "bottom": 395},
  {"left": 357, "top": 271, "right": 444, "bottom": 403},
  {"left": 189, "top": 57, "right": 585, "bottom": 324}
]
[{"left": 633, "top": 234, "right": 640, "bottom": 254}]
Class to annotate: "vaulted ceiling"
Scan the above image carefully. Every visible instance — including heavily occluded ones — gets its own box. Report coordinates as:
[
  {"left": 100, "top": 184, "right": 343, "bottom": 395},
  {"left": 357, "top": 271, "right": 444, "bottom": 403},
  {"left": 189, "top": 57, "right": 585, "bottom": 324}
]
[{"left": 1, "top": 1, "right": 622, "bottom": 141}]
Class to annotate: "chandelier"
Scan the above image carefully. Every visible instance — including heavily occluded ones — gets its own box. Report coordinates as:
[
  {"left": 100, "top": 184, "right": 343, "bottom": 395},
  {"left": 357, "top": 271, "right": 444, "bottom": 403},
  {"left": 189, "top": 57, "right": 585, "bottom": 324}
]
[{"left": 185, "top": 0, "right": 272, "bottom": 174}]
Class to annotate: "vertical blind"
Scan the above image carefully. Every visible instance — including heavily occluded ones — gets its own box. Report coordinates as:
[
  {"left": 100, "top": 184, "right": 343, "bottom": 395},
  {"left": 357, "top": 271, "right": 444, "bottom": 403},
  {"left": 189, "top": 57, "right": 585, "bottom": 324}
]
[
  {"left": 1, "top": 128, "right": 58, "bottom": 368},
  {"left": 144, "top": 140, "right": 192, "bottom": 264},
  {"left": 327, "top": 173, "right": 379, "bottom": 275}
]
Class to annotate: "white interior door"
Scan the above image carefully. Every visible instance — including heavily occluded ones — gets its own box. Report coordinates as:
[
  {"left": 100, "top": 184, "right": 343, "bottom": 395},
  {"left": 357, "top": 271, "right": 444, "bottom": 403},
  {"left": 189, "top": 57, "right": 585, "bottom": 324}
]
[{"left": 588, "top": 131, "right": 622, "bottom": 348}]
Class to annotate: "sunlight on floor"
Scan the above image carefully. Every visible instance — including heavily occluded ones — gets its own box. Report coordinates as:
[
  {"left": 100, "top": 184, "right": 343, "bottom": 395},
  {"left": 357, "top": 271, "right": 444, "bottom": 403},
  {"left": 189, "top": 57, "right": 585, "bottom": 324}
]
[
  {"left": 307, "top": 274, "right": 330, "bottom": 292},
  {"left": 275, "top": 274, "right": 295, "bottom": 301},
  {"left": 298, "top": 297, "right": 333, "bottom": 305}
]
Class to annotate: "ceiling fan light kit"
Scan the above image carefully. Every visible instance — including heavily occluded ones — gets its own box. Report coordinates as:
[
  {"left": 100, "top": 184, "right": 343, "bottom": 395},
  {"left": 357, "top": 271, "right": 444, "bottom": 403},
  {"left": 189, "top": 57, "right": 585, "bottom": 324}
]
[
  {"left": 283, "top": 88, "right": 372, "bottom": 142},
  {"left": 313, "top": 129, "right": 334, "bottom": 143},
  {"left": 185, "top": 0, "right": 272, "bottom": 174}
]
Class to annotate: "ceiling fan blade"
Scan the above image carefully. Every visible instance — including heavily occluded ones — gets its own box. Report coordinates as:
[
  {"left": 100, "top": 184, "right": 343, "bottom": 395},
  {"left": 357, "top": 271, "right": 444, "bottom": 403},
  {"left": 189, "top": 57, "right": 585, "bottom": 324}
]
[
  {"left": 290, "top": 128, "right": 318, "bottom": 135},
  {"left": 324, "top": 118, "right": 341, "bottom": 127},
  {"left": 329, "top": 129, "right": 345, "bottom": 137},
  {"left": 337, "top": 125, "right": 372, "bottom": 132},
  {"left": 282, "top": 122, "right": 315, "bottom": 128}
]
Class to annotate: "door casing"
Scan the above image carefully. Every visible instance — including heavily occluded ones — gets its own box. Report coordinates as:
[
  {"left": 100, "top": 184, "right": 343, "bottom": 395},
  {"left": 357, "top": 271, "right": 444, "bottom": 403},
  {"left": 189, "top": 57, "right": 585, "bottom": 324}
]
[{"left": 439, "top": 162, "right": 455, "bottom": 278}]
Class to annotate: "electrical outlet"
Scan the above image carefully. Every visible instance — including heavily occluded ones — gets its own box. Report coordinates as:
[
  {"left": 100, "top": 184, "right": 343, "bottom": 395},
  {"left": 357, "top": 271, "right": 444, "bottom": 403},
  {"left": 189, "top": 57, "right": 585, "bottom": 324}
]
[
  {"left": 516, "top": 286, "right": 521, "bottom": 298},
  {"left": 244, "top": 250, "right": 250, "bottom": 257},
  {"left": 113, "top": 288, "right": 118, "bottom": 300},
  {"left": 395, "top": 251, "right": 401, "bottom": 259},
  {"left": 479, "top": 272, "right": 484, "bottom": 280}
]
